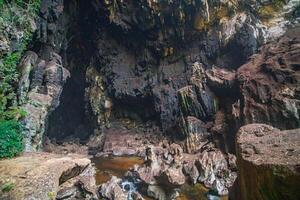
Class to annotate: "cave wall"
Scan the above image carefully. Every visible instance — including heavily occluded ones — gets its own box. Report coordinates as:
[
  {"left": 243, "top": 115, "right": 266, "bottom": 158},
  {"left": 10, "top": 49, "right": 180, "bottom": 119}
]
[{"left": 18, "top": 0, "right": 300, "bottom": 152}]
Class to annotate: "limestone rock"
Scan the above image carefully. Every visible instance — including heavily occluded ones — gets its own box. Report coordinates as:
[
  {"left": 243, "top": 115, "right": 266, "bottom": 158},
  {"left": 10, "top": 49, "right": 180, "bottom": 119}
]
[
  {"left": 238, "top": 27, "right": 300, "bottom": 130},
  {"left": 159, "top": 166, "right": 186, "bottom": 187},
  {"left": 236, "top": 124, "right": 300, "bottom": 200},
  {"left": 180, "top": 116, "right": 211, "bottom": 153},
  {"left": 20, "top": 52, "right": 70, "bottom": 151},
  {"left": 99, "top": 176, "right": 127, "bottom": 200},
  {"left": 0, "top": 153, "right": 95, "bottom": 200},
  {"left": 147, "top": 185, "right": 166, "bottom": 200},
  {"left": 196, "top": 149, "right": 237, "bottom": 196},
  {"left": 205, "top": 66, "right": 236, "bottom": 94}
]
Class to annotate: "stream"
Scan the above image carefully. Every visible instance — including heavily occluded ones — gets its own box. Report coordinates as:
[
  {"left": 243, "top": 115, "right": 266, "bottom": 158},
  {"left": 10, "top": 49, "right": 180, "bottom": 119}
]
[{"left": 92, "top": 156, "right": 228, "bottom": 200}]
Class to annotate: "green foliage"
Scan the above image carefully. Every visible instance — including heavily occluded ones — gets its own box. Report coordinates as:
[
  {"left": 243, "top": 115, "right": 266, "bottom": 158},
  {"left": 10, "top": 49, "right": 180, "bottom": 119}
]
[
  {"left": 0, "top": 120, "right": 23, "bottom": 158},
  {"left": 47, "top": 191, "right": 55, "bottom": 200},
  {"left": 0, "top": 1, "right": 40, "bottom": 158},
  {"left": 1, "top": 181, "right": 15, "bottom": 192},
  {"left": 0, "top": 0, "right": 40, "bottom": 122}
]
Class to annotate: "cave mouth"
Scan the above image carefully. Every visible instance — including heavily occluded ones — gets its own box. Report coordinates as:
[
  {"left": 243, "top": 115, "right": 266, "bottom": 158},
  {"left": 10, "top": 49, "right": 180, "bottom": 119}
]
[
  {"left": 46, "top": 68, "right": 92, "bottom": 144},
  {"left": 45, "top": 0, "right": 98, "bottom": 144},
  {"left": 111, "top": 95, "right": 161, "bottom": 125}
]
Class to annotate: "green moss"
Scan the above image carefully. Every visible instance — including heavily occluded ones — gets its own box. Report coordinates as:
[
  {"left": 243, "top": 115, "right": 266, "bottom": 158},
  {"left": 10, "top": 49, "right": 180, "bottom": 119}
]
[
  {"left": 47, "top": 191, "right": 55, "bottom": 200},
  {"left": 258, "top": 0, "right": 285, "bottom": 21},
  {"left": 1, "top": 181, "right": 15, "bottom": 192}
]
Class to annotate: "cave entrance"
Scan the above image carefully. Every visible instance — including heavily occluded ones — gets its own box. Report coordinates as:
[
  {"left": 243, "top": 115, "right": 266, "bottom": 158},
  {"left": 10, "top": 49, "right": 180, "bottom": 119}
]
[{"left": 45, "top": 0, "right": 97, "bottom": 144}]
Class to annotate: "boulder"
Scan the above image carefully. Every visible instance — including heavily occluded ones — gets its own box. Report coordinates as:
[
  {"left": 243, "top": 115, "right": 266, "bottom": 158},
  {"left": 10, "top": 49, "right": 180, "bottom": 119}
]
[
  {"left": 196, "top": 149, "right": 237, "bottom": 195},
  {"left": 0, "top": 153, "right": 96, "bottom": 200},
  {"left": 236, "top": 124, "right": 300, "bottom": 200},
  {"left": 158, "top": 166, "right": 186, "bottom": 187},
  {"left": 147, "top": 185, "right": 166, "bottom": 200},
  {"left": 99, "top": 176, "right": 127, "bottom": 200}
]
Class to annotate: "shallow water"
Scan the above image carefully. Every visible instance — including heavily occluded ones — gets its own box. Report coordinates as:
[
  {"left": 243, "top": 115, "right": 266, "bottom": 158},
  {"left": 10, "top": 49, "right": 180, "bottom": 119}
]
[
  {"left": 92, "top": 156, "right": 228, "bottom": 200},
  {"left": 91, "top": 156, "right": 144, "bottom": 184}
]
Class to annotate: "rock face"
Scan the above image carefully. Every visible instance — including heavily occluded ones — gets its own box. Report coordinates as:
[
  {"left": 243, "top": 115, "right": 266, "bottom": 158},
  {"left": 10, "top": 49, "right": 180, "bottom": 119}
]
[
  {"left": 0, "top": 153, "right": 97, "bottom": 200},
  {"left": 236, "top": 124, "right": 300, "bottom": 200},
  {"left": 238, "top": 27, "right": 300, "bottom": 130},
  {"left": 20, "top": 51, "right": 70, "bottom": 151}
]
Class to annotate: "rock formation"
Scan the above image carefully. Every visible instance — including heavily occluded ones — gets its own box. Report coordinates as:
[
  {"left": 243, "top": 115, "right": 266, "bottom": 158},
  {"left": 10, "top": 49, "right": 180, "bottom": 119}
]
[
  {"left": 126, "top": 144, "right": 237, "bottom": 196},
  {"left": 0, "top": 153, "right": 97, "bottom": 200},
  {"left": 236, "top": 124, "right": 300, "bottom": 200},
  {"left": 237, "top": 27, "right": 300, "bottom": 130},
  {"left": 0, "top": 0, "right": 299, "bottom": 199}
]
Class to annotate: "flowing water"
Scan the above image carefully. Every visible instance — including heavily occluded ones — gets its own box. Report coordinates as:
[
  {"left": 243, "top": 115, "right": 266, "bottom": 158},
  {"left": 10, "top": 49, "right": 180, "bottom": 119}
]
[{"left": 92, "top": 156, "right": 228, "bottom": 200}]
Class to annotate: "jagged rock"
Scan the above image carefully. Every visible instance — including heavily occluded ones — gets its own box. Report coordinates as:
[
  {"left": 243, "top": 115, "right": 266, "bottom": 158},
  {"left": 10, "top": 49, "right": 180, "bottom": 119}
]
[
  {"left": 205, "top": 66, "right": 236, "bottom": 94},
  {"left": 57, "top": 161, "right": 98, "bottom": 199},
  {"left": 99, "top": 176, "right": 127, "bottom": 200},
  {"left": 158, "top": 165, "right": 186, "bottom": 187},
  {"left": 238, "top": 27, "right": 300, "bottom": 129},
  {"left": 182, "top": 161, "right": 199, "bottom": 184},
  {"left": 236, "top": 124, "right": 300, "bottom": 200},
  {"left": 147, "top": 185, "right": 166, "bottom": 200},
  {"left": 135, "top": 146, "right": 163, "bottom": 184},
  {"left": 180, "top": 116, "right": 211, "bottom": 153},
  {"left": 211, "top": 110, "right": 230, "bottom": 152},
  {"left": 128, "top": 144, "right": 236, "bottom": 196},
  {"left": 17, "top": 51, "right": 39, "bottom": 104},
  {"left": 0, "top": 153, "right": 95, "bottom": 200},
  {"left": 220, "top": 12, "right": 266, "bottom": 59},
  {"left": 196, "top": 149, "right": 237, "bottom": 196},
  {"left": 20, "top": 52, "right": 70, "bottom": 151},
  {"left": 178, "top": 85, "right": 216, "bottom": 121}
]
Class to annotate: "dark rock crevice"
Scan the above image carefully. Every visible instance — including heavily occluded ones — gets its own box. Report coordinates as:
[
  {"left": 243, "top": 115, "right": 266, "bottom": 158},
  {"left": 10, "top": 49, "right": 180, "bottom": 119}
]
[{"left": 45, "top": 0, "right": 99, "bottom": 143}]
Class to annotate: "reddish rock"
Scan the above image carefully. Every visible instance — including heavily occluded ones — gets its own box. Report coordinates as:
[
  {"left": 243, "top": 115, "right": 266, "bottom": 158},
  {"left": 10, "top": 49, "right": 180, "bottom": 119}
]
[
  {"left": 206, "top": 66, "right": 236, "bottom": 93},
  {"left": 236, "top": 124, "right": 300, "bottom": 200},
  {"left": 196, "top": 149, "right": 237, "bottom": 196},
  {"left": 0, "top": 153, "right": 96, "bottom": 200},
  {"left": 237, "top": 27, "right": 300, "bottom": 129}
]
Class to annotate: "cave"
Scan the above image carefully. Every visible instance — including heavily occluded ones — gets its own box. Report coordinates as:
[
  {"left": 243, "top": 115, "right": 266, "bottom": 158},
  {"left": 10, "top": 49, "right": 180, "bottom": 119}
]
[
  {"left": 45, "top": 0, "right": 98, "bottom": 144},
  {"left": 1, "top": 0, "right": 299, "bottom": 199}
]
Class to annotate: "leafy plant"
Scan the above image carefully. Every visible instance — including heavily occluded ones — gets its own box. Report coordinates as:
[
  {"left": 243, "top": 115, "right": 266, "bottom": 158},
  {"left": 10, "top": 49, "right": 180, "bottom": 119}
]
[
  {"left": 0, "top": 120, "right": 23, "bottom": 158},
  {"left": 1, "top": 181, "right": 15, "bottom": 192}
]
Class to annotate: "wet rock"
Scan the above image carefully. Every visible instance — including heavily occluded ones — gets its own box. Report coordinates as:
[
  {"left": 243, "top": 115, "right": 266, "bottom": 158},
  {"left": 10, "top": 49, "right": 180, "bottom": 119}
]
[
  {"left": 128, "top": 144, "right": 236, "bottom": 196},
  {"left": 183, "top": 161, "right": 199, "bottom": 184},
  {"left": 196, "top": 149, "right": 237, "bottom": 196},
  {"left": 236, "top": 124, "right": 300, "bottom": 200},
  {"left": 159, "top": 165, "right": 186, "bottom": 187},
  {"left": 132, "top": 191, "right": 144, "bottom": 200},
  {"left": 180, "top": 116, "right": 211, "bottom": 153},
  {"left": 99, "top": 176, "right": 127, "bottom": 200},
  {"left": 0, "top": 153, "right": 94, "bottom": 200},
  {"left": 178, "top": 85, "right": 216, "bottom": 122},
  {"left": 147, "top": 185, "right": 166, "bottom": 200},
  {"left": 135, "top": 146, "right": 163, "bottom": 184},
  {"left": 237, "top": 27, "right": 300, "bottom": 129}
]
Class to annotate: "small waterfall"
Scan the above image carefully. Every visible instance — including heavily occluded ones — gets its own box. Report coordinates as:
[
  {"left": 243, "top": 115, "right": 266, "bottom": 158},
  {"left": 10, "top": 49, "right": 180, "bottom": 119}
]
[{"left": 121, "top": 180, "right": 137, "bottom": 200}]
